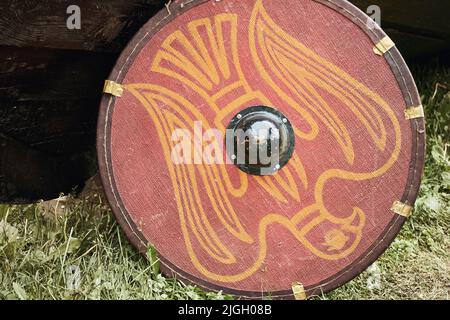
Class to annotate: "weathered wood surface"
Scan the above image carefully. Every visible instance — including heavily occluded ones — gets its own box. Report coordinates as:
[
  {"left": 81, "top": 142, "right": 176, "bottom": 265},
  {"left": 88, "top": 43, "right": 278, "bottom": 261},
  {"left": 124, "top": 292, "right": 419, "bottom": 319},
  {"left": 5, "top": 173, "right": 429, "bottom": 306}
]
[
  {"left": 352, "top": 0, "right": 450, "bottom": 37},
  {"left": 0, "top": 0, "right": 448, "bottom": 203},
  {"left": 0, "top": 46, "right": 113, "bottom": 154},
  {"left": 0, "top": 0, "right": 165, "bottom": 52},
  {"left": 0, "top": 46, "right": 113, "bottom": 202},
  {"left": 0, "top": 133, "right": 90, "bottom": 202},
  {"left": 1, "top": 0, "right": 449, "bottom": 55},
  {"left": 0, "top": 1, "right": 165, "bottom": 203},
  {"left": 352, "top": 0, "right": 450, "bottom": 59}
]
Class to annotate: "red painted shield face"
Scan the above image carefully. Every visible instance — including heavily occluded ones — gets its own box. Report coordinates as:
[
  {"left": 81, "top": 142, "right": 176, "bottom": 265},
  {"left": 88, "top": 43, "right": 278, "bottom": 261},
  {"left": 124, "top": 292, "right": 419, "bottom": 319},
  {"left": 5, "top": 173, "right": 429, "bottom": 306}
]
[{"left": 98, "top": 0, "right": 425, "bottom": 298}]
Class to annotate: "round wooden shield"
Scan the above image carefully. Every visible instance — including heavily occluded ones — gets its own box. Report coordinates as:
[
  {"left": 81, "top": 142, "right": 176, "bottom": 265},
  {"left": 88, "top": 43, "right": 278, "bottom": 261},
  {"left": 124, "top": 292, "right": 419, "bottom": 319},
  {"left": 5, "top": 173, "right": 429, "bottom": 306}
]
[{"left": 97, "top": 0, "right": 425, "bottom": 298}]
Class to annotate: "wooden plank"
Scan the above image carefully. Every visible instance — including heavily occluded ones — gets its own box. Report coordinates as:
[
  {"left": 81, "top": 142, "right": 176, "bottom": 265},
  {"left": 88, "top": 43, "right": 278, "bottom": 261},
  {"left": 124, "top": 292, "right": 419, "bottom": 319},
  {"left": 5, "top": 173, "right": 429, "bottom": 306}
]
[
  {"left": 0, "top": 46, "right": 113, "bottom": 154},
  {"left": 0, "top": 46, "right": 114, "bottom": 100},
  {"left": 0, "top": 46, "right": 105, "bottom": 202},
  {"left": 0, "top": 0, "right": 164, "bottom": 52},
  {"left": 350, "top": 0, "right": 450, "bottom": 38},
  {"left": 0, "top": 0, "right": 448, "bottom": 57},
  {"left": 0, "top": 133, "right": 91, "bottom": 203},
  {"left": 350, "top": 0, "right": 450, "bottom": 60},
  {"left": 0, "top": 98, "right": 99, "bottom": 154},
  {"left": 383, "top": 30, "right": 450, "bottom": 62}
]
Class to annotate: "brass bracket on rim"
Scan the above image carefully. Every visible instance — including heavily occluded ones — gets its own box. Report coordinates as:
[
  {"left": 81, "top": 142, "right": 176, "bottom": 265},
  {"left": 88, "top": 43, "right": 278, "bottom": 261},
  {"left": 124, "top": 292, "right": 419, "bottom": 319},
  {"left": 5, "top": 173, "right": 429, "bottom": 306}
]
[
  {"left": 103, "top": 80, "right": 124, "bottom": 97},
  {"left": 292, "top": 282, "right": 307, "bottom": 300},
  {"left": 391, "top": 201, "right": 414, "bottom": 218},
  {"left": 373, "top": 36, "right": 395, "bottom": 56},
  {"left": 405, "top": 105, "right": 425, "bottom": 120}
]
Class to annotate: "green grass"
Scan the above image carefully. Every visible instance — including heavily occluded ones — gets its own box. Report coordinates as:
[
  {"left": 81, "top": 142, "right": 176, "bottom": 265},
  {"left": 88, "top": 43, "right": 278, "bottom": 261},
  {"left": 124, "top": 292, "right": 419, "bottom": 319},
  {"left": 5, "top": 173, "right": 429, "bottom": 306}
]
[{"left": 1, "top": 65, "right": 449, "bottom": 300}]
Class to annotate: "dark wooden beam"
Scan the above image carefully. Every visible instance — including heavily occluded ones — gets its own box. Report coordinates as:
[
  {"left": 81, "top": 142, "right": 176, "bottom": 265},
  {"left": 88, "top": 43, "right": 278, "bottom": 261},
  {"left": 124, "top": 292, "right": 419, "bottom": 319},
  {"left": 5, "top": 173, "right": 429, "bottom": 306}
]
[
  {"left": 0, "top": 0, "right": 165, "bottom": 52},
  {"left": 0, "top": 46, "right": 106, "bottom": 202},
  {"left": 0, "top": 0, "right": 449, "bottom": 59},
  {"left": 0, "top": 133, "right": 92, "bottom": 203},
  {"left": 0, "top": 46, "right": 113, "bottom": 155},
  {"left": 350, "top": 0, "right": 450, "bottom": 39}
]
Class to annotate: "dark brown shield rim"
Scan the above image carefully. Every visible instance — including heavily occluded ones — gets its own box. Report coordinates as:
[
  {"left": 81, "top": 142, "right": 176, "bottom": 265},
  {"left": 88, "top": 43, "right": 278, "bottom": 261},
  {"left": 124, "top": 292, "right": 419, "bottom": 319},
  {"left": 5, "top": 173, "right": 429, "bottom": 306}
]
[{"left": 96, "top": 0, "right": 426, "bottom": 299}]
